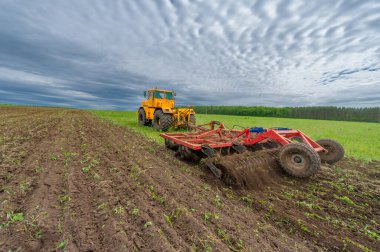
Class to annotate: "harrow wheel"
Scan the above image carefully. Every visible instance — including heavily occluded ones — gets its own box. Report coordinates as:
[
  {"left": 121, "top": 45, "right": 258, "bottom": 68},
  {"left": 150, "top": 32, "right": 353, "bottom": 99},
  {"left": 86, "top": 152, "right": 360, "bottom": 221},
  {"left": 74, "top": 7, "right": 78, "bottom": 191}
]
[
  {"left": 316, "top": 139, "right": 344, "bottom": 164},
  {"left": 279, "top": 143, "right": 321, "bottom": 178}
]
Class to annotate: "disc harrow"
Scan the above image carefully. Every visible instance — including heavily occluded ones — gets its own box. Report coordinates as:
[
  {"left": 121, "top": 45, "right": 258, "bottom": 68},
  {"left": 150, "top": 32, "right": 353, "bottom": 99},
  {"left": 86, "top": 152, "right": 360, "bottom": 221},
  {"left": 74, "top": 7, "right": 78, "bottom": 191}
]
[{"left": 161, "top": 121, "right": 344, "bottom": 188}]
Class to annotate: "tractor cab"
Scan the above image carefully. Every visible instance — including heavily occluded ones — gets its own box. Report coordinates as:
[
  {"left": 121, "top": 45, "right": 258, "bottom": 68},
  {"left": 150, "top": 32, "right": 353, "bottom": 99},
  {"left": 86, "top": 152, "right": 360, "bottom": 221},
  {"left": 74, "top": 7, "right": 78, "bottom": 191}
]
[
  {"left": 145, "top": 90, "right": 175, "bottom": 100},
  {"left": 143, "top": 89, "right": 175, "bottom": 110}
]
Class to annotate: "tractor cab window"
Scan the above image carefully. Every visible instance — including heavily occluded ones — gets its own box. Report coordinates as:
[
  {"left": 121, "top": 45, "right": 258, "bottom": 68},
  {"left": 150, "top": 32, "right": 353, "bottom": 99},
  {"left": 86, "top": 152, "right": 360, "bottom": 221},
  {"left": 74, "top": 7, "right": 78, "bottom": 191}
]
[
  {"left": 155, "top": 91, "right": 165, "bottom": 99},
  {"left": 166, "top": 92, "right": 174, "bottom": 100},
  {"left": 148, "top": 91, "right": 154, "bottom": 99}
]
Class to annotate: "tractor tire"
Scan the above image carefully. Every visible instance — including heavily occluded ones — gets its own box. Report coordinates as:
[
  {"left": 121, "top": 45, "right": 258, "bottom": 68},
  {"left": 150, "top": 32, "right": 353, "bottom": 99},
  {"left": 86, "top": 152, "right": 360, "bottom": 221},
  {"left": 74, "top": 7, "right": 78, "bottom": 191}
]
[
  {"left": 279, "top": 143, "right": 321, "bottom": 178},
  {"left": 153, "top": 110, "right": 172, "bottom": 131},
  {"left": 138, "top": 109, "right": 150, "bottom": 126},
  {"left": 316, "top": 139, "right": 344, "bottom": 164},
  {"left": 183, "top": 114, "right": 196, "bottom": 129},
  {"left": 189, "top": 114, "right": 196, "bottom": 125}
]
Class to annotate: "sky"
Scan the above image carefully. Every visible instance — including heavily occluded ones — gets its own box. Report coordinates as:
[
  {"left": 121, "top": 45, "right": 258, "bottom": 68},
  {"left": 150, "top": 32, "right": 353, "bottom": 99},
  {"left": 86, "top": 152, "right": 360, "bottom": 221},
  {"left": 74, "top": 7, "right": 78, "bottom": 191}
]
[{"left": 0, "top": 0, "right": 379, "bottom": 110}]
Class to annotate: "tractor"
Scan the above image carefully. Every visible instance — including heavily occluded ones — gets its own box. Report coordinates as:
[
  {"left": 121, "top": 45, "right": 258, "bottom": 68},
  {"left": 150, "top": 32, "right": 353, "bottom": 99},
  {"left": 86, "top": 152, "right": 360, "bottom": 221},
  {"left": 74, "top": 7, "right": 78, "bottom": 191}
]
[{"left": 138, "top": 88, "right": 196, "bottom": 131}]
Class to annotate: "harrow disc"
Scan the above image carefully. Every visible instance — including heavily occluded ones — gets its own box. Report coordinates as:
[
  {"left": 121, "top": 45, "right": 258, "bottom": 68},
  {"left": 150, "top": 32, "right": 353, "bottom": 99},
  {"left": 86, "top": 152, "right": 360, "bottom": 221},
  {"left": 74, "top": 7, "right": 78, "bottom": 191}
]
[{"left": 213, "top": 149, "right": 281, "bottom": 189}]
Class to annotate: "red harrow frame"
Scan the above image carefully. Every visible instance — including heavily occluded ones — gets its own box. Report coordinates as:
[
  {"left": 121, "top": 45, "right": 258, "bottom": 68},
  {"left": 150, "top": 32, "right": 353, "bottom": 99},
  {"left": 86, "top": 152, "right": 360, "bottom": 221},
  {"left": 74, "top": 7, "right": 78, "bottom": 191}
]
[
  {"left": 161, "top": 121, "right": 344, "bottom": 181},
  {"left": 162, "top": 121, "right": 325, "bottom": 152}
]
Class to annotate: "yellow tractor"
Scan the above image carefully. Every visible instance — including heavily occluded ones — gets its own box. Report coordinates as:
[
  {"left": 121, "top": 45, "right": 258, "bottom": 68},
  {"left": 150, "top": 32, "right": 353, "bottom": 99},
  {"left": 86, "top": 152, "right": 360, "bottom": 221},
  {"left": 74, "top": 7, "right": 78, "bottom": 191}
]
[{"left": 138, "top": 88, "right": 196, "bottom": 131}]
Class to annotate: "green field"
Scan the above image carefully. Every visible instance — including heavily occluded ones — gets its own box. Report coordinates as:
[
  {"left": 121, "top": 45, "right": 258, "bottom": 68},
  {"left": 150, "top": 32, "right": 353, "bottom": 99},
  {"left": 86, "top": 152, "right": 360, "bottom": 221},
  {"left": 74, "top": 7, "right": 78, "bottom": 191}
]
[{"left": 92, "top": 110, "right": 380, "bottom": 161}]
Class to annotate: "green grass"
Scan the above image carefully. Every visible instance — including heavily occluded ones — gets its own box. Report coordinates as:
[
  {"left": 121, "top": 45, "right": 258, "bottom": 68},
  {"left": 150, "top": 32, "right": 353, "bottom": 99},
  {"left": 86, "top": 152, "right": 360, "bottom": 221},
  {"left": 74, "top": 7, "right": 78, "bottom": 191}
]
[
  {"left": 90, "top": 110, "right": 380, "bottom": 161},
  {"left": 0, "top": 104, "right": 18, "bottom": 107}
]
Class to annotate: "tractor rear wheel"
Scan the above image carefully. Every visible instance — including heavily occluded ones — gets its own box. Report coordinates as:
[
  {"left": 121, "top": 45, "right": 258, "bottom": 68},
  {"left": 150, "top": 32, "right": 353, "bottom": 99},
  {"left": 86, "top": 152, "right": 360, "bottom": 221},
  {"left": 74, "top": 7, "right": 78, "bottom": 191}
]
[
  {"left": 138, "top": 109, "right": 150, "bottom": 126},
  {"left": 279, "top": 143, "right": 321, "bottom": 178},
  {"left": 316, "top": 139, "right": 344, "bottom": 164},
  {"left": 189, "top": 114, "right": 196, "bottom": 125},
  {"left": 183, "top": 114, "right": 196, "bottom": 129},
  {"left": 153, "top": 110, "right": 172, "bottom": 131}
]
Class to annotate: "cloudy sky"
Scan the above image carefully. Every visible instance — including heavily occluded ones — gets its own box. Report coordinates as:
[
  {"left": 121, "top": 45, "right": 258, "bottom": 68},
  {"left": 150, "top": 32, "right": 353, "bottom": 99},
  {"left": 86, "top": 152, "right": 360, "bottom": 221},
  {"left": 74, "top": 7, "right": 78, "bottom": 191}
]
[{"left": 0, "top": 0, "right": 379, "bottom": 109}]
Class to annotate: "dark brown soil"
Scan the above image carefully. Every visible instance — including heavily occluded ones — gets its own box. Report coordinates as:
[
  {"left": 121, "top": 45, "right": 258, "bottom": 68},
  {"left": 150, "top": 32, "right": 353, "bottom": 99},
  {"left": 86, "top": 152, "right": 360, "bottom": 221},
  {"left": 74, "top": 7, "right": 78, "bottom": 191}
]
[{"left": 0, "top": 107, "right": 379, "bottom": 252}]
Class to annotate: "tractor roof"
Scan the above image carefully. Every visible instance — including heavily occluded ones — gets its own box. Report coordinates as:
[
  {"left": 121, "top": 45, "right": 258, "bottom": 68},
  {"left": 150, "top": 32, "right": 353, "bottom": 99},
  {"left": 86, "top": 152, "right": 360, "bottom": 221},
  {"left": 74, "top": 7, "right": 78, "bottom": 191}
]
[{"left": 148, "top": 88, "right": 173, "bottom": 93}]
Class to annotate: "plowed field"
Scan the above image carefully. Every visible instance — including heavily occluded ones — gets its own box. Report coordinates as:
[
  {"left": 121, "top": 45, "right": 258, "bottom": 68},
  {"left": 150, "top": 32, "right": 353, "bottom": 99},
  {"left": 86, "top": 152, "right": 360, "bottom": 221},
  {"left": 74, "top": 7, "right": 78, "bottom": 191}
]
[{"left": 1, "top": 107, "right": 379, "bottom": 251}]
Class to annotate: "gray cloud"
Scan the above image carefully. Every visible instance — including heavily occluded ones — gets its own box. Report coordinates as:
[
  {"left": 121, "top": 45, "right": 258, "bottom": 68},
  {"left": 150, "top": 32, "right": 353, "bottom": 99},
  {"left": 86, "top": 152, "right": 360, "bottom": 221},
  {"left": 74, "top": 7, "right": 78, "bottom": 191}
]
[{"left": 0, "top": 0, "right": 379, "bottom": 110}]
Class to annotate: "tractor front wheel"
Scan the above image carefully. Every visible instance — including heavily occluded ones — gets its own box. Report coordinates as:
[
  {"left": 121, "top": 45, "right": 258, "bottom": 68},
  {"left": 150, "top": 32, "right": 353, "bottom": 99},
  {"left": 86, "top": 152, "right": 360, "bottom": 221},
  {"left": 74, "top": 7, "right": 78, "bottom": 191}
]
[
  {"left": 153, "top": 110, "right": 172, "bottom": 131},
  {"left": 316, "top": 139, "right": 344, "bottom": 164},
  {"left": 279, "top": 143, "right": 321, "bottom": 178},
  {"left": 138, "top": 109, "right": 150, "bottom": 126}
]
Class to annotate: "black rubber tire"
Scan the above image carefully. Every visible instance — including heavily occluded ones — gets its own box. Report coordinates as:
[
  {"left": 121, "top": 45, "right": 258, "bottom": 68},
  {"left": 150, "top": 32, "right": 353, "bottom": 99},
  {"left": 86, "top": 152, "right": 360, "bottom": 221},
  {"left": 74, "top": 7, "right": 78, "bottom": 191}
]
[
  {"left": 316, "top": 139, "right": 344, "bottom": 164},
  {"left": 279, "top": 143, "right": 321, "bottom": 178},
  {"left": 138, "top": 109, "right": 149, "bottom": 126},
  {"left": 153, "top": 110, "right": 172, "bottom": 131},
  {"left": 188, "top": 114, "right": 196, "bottom": 125},
  {"left": 182, "top": 114, "right": 196, "bottom": 129}
]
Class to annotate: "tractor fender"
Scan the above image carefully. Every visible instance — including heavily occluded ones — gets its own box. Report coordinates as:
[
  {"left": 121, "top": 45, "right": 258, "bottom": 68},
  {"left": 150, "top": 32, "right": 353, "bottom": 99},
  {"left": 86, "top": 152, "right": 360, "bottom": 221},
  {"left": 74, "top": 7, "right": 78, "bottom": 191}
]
[
  {"left": 139, "top": 106, "right": 149, "bottom": 114},
  {"left": 139, "top": 106, "right": 154, "bottom": 120},
  {"left": 161, "top": 107, "right": 173, "bottom": 114}
]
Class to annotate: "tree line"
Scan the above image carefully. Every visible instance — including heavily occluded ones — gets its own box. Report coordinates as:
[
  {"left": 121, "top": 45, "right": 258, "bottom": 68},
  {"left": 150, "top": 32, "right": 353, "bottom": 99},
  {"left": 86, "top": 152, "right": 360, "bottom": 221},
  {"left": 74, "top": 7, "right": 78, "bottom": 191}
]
[{"left": 193, "top": 106, "right": 380, "bottom": 123}]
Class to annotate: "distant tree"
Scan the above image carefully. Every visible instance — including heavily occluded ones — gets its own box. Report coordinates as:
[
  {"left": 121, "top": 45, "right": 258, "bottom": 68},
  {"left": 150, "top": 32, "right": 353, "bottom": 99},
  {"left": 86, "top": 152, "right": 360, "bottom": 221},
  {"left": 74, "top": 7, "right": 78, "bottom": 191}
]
[{"left": 194, "top": 106, "right": 380, "bottom": 123}]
